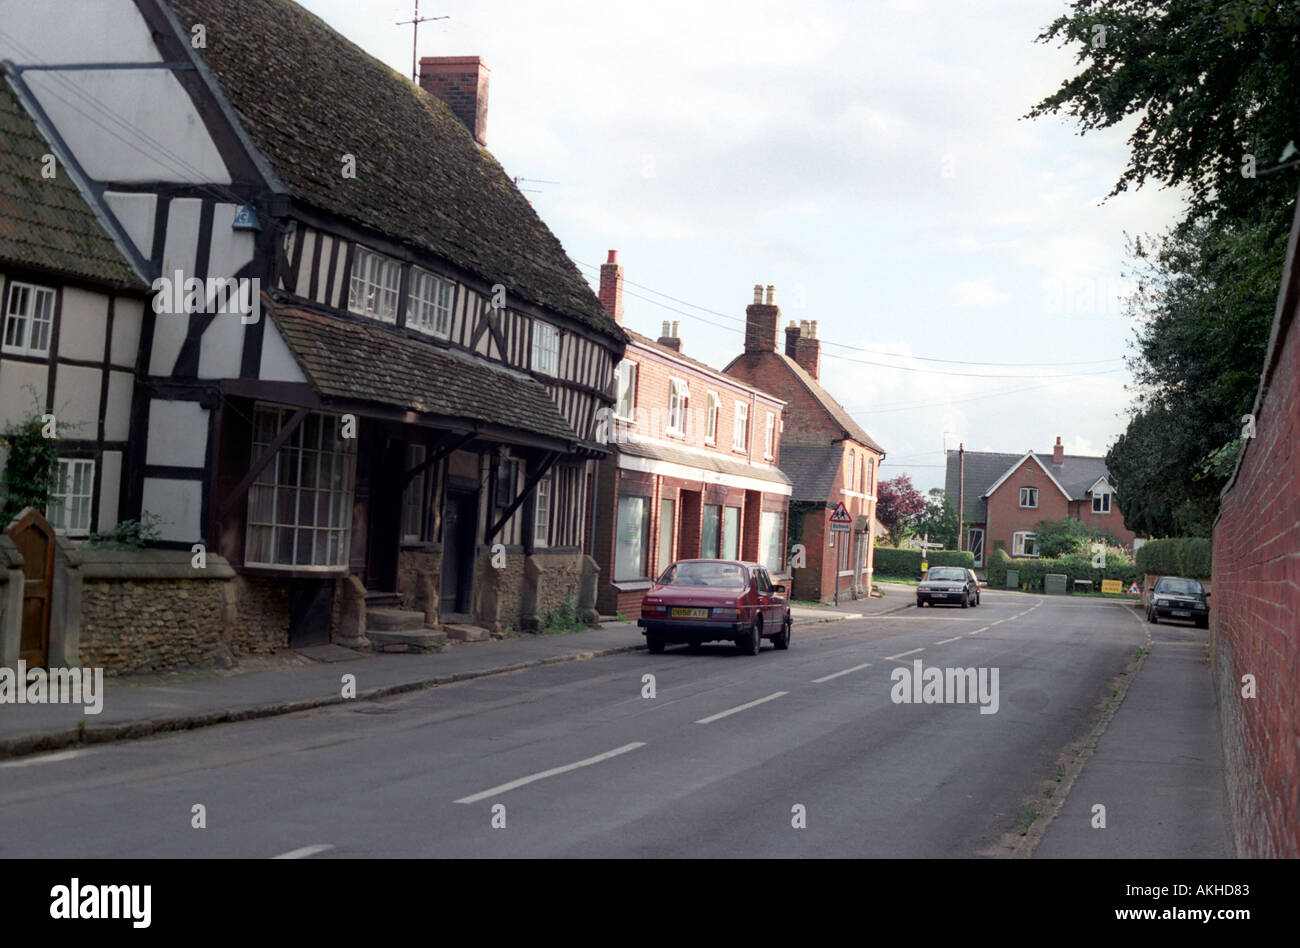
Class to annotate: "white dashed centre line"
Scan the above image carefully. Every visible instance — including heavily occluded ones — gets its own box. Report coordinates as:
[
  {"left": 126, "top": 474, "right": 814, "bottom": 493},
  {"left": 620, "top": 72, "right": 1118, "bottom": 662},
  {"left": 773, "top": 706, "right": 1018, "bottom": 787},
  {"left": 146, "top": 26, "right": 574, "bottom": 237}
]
[
  {"left": 935, "top": 637, "right": 962, "bottom": 645},
  {"left": 0, "top": 749, "right": 85, "bottom": 768},
  {"left": 272, "top": 844, "right": 335, "bottom": 859},
  {"left": 885, "top": 647, "right": 925, "bottom": 662},
  {"left": 695, "top": 692, "right": 788, "bottom": 724},
  {"left": 455, "top": 742, "right": 647, "bottom": 804},
  {"left": 812, "top": 663, "right": 872, "bottom": 683},
  {"left": 969, "top": 627, "right": 989, "bottom": 635}
]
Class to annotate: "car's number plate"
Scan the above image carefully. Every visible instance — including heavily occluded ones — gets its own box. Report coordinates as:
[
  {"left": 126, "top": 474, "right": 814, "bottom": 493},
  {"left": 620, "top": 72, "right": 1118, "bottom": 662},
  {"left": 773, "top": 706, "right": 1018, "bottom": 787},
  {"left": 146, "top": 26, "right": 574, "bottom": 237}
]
[
  {"left": 1173, "top": 609, "right": 1191, "bottom": 617},
  {"left": 671, "top": 608, "right": 708, "bottom": 618}
]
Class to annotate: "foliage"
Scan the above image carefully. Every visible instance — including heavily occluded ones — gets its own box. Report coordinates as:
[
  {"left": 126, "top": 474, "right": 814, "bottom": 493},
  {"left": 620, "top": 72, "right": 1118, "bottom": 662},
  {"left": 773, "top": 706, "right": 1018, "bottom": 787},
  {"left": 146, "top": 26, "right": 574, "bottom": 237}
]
[
  {"left": 1032, "top": 517, "right": 1122, "bottom": 559},
  {"left": 1135, "top": 537, "right": 1213, "bottom": 578},
  {"left": 0, "top": 407, "right": 60, "bottom": 526},
  {"left": 1029, "top": 0, "right": 1299, "bottom": 537},
  {"left": 985, "top": 546, "right": 1140, "bottom": 592},
  {"left": 873, "top": 547, "right": 973, "bottom": 580},
  {"left": 88, "top": 512, "right": 165, "bottom": 550},
  {"left": 876, "top": 474, "right": 927, "bottom": 547},
  {"left": 914, "top": 488, "right": 959, "bottom": 550},
  {"left": 786, "top": 500, "right": 824, "bottom": 554},
  {"left": 540, "top": 591, "right": 585, "bottom": 634}
]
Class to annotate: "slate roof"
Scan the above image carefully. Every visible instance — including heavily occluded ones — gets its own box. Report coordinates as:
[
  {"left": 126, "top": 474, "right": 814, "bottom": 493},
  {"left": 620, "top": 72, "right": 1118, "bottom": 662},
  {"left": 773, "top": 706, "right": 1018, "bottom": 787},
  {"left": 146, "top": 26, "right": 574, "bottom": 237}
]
[
  {"left": 778, "top": 443, "right": 846, "bottom": 502},
  {"left": 619, "top": 438, "right": 791, "bottom": 487},
  {"left": 944, "top": 449, "right": 1114, "bottom": 524},
  {"left": 165, "top": 0, "right": 623, "bottom": 341},
  {"left": 0, "top": 74, "right": 143, "bottom": 290},
  {"left": 271, "top": 305, "right": 579, "bottom": 444}
]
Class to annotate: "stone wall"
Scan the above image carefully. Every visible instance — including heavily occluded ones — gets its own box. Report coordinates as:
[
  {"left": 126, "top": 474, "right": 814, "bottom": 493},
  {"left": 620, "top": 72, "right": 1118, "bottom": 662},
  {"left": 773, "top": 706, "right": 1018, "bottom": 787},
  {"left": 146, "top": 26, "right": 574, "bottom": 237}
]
[
  {"left": 398, "top": 548, "right": 442, "bottom": 623},
  {"left": 226, "top": 575, "right": 290, "bottom": 655}
]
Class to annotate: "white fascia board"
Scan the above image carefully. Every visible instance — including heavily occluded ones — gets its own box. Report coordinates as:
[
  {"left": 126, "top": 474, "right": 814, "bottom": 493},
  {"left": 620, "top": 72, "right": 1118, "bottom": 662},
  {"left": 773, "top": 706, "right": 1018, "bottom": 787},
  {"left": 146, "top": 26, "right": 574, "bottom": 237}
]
[
  {"left": 617, "top": 452, "right": 792, "bottom": 496},
  {"left": 981, "top": 451, "right": 1071, "bottom": 502}
]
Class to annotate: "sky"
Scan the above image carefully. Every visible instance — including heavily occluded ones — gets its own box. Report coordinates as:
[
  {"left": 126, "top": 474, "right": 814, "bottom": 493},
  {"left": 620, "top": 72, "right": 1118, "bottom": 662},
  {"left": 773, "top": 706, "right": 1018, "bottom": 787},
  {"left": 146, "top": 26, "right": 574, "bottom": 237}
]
[{"left": 300, "top": 0, "right": 1188, "bottom": 492}]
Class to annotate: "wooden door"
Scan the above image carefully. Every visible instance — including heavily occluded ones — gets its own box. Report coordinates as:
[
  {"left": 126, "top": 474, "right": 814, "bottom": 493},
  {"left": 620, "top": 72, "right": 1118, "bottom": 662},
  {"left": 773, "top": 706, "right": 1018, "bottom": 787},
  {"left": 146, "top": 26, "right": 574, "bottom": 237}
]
[{"left": 6, "top": 509, "right": 55, "bottom": 667}]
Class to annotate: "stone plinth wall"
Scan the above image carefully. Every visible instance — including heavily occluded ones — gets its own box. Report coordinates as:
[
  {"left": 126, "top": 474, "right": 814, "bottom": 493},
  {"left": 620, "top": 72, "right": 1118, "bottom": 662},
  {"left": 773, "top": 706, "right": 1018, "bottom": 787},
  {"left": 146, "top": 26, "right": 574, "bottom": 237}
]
[{"left": 226, "top": 575, "right": 291, "bottom": 654}]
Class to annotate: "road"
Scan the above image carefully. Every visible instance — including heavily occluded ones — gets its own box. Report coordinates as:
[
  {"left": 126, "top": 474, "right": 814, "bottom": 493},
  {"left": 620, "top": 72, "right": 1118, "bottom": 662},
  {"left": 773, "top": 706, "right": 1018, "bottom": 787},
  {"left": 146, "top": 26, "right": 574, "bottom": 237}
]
[{"left": 0, "top": 591, "right": 1147, "bottom": 857}]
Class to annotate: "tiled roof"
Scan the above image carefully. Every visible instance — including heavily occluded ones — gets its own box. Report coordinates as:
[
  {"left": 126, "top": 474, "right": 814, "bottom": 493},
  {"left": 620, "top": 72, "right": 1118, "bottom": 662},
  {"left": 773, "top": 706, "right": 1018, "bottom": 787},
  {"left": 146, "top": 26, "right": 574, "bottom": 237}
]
[
  {"left": 165, "top": 0, "right": 623, "bottom": 341},
  {"left": 271, "top": 305, "right": 578, "bottom": 444},
  {"left": 619, "top": 437, "right": 791, "bottom": 487},
  {"left": 944, "top": 449, "right": 1114, "bottom": 524},
  {"left": 0, "top": 75, "right": 143, "bottom": 289},
  {"left": 778, "top": 443, "right": 845, "bottom": 502}
]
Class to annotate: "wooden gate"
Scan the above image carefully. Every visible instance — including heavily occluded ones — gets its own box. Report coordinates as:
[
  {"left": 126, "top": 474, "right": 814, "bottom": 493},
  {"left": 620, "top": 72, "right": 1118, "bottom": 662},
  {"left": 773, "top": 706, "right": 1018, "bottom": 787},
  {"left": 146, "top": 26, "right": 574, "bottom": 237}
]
[{"left": 5, "top": 508, "right": 55, "bottom": 667}]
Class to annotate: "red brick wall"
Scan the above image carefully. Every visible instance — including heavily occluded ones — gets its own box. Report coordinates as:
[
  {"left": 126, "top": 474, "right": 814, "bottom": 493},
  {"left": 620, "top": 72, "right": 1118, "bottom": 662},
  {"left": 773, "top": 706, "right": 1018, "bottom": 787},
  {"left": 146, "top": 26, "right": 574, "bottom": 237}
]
[
  {"left": 1211, "top": 264, "right": 1300, "bottom": 857},
  {"left": 984, "top": 457, "right": 1070, "bottom": 557}
]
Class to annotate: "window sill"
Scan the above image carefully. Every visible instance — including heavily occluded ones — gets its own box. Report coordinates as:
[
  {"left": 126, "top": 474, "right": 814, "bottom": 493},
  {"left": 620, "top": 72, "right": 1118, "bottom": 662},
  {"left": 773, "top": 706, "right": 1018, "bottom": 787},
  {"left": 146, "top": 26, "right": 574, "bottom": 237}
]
[{"left": 611, "top": 579, "right": 653, "bottom": 592}]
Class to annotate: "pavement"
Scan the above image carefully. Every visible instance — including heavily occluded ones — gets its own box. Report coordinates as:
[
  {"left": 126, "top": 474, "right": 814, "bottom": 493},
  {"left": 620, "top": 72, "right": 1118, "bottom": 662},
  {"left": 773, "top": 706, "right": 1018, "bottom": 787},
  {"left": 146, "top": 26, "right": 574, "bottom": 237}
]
[{"left": 0, "top": 593, "right": 896, "bottom": 760}]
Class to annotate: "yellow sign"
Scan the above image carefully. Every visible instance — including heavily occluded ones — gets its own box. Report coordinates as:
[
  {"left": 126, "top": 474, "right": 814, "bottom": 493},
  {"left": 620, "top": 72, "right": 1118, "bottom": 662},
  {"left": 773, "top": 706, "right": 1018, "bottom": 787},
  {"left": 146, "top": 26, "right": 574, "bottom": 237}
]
[{"left": 1101, "top": 579, "right": 1123, "bottom": 595}]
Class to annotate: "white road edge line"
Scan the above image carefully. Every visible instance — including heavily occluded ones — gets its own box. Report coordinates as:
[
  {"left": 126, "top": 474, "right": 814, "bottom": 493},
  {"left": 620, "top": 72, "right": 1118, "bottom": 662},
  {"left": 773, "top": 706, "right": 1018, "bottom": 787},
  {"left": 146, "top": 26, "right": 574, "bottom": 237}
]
[
  {"left": 0, "top": 749, "right": 85, "bottom": 768},
  {"left": 885, "top": 648, "right": 925, "bottom": 662},
  {"left": 272, "top": 844, "right": 335, "bottom": 859},
  {"left": 969, "top": 627, "right": 989, "bottom": 635},
  {"left": 455, "top": 742, "right": 647, "bottom": 804},
  {"left": 812, "top": 663, "right": 872, "bottom": 683},
  {"left": 935, "top": 636, "right": 962, "bottom": 645},
  {"left": 695, "top": 692, "right": 789, "bottom": 724}
]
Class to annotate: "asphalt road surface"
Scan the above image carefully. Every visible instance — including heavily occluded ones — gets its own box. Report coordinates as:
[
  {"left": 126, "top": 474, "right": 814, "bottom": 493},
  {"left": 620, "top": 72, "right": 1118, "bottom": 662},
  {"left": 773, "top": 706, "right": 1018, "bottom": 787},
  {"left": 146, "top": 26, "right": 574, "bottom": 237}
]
[{"left": 0, "top": 591, "right": 1146, "bottom": 857}]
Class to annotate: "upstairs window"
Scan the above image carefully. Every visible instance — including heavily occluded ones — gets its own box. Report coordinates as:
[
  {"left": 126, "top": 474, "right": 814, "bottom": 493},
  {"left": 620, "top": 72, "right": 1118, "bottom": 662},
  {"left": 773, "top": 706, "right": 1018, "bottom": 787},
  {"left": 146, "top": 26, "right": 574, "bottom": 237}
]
[
  {"left": 348, "top": 247, "right": 401, "bottom": 322},
  {"left": 733, "top": 403, "right": 748, "bottom": 451},
  {"left": 1019, "top": 487, "right": 1038, "bottom": 508},
  {"left": 534, "top": 476, "right": 552, "bottom": 547},
  {"left": 533, "top": 322, "right": 560, "bottom": 375},
  {"left": 1092, "top": 491, "right": 1111, "bottom": 514},
  {"left": 705, "top": 392, "right": 719, "bottom": 444},
  {"left": 3, "top": 281, "right": 55, "bottom": 357},
  {"left": 667, "top": 378, "right": 689, "bottom": 436},
  {"left": 615, "top": 360, "right": 638, "bottom": 419},
  {"left": 409, "top": 269, "right": 453, "bottom": 337},
  {"left": 764, "top": 412, "right": 776, "bottom": 459}
]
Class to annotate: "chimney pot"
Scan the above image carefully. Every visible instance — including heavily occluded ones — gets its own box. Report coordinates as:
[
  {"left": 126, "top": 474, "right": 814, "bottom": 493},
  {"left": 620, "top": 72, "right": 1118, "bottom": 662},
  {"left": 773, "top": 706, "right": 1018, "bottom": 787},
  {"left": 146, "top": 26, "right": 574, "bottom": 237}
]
[
  {"left": 753, "top": 285, "right": 763, "bottom": 304},
  {"left": 419, "top": 56, "right": 491, "bottom": 146},
  {"left": 1052, "top": 436, "right": 1064, "bottom": 464},
  {"left": 672, "top": 321, "right": 680, "bottom": 337},
  {"left": 766, "top": 285, "right": 775, "bottom": 305},
  {"left": 810, "top": 320, "right": 818, "bottom": 338},
  {"left": 606, "top": 250, "right": 618, "bottom": 264}
]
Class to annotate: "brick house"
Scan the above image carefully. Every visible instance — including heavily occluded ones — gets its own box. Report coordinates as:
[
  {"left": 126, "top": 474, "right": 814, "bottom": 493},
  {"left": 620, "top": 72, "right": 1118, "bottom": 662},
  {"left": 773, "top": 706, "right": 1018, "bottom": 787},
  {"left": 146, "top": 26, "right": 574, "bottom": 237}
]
[
  {"left": 590, "top": 254, "right": 791, "bottom": 616},
  {"left": 723, "top": 287, "right": 885, "bottom": 602},
  {"left": 944, "top": 438, "right": 1139, "bottom": 567},
  {"left": 1210, "top": 181, "right": 1300, "bottom": 856},
  {"left": 2, "top": 0, "right": 627, "bottom": 651}
]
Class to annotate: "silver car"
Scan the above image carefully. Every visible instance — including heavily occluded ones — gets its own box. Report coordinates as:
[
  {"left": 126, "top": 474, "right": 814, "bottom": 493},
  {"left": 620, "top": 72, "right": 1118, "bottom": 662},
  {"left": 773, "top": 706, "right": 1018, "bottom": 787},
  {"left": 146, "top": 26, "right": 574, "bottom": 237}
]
[{"left": 917, "top": 566, "right": 980, "bottom": 608}]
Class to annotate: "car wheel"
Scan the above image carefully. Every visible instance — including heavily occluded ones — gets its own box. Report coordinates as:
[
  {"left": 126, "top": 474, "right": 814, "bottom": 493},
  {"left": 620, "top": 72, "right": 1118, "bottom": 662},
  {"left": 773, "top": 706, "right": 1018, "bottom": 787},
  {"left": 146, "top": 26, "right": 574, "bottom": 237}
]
[
  {"left": 737, "top": 616, "right": 762, "bottom": 655},
  {"left": 975, "top": 592, "right": 981, "bottom": 606},
  {"left": 1147, "top": 609, "right": 1157, "bottom": 624},
  {"left": 961, "top": 591, "right": 970, "bottom": 608},
  {"left": 774, "top": 612, "right": 791, "bottom": 650},
  {"left": 916, "top": 599, "right": 925, "bottom": 608},
  {"left": 687, "top": 639, "right": 704, "bottom": 652},
  {"left": 646, "top": 635, "right": 665, "bottom": 654}
]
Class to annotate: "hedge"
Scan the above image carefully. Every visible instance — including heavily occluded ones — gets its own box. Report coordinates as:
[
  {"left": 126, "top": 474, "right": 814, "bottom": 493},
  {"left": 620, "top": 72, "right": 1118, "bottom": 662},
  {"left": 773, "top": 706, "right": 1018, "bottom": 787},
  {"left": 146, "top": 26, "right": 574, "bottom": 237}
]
[
  {"left": 872, "top": 547, "right": 973, "bottom": 579},
  {"left": 985, "top": 547, "right": 1140, "bottom": 592},
  {"left": 1135, "top": 537, "right": 1212, "bottom": 579}
]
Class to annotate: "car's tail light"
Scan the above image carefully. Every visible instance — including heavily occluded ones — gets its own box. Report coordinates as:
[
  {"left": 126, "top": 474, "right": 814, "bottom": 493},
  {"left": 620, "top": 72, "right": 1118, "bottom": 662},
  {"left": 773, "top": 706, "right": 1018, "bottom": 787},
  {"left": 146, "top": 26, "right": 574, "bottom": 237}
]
[{"left": 642, "top": 604, "right": 666, "bottom": 615}]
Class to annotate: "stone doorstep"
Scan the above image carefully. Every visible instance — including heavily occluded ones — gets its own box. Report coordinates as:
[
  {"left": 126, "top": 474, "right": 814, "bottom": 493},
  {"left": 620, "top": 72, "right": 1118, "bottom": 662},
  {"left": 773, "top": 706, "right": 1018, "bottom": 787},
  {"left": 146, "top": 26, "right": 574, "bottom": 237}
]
[
  {"left": 367, "top": 607, "right": 427, "bottom": 632},
  {"left": 367, "top": 628, "right": 448, "bottom": 654},
  {"left": 443, "top": 624, "right": 491, "bottom": 643}
]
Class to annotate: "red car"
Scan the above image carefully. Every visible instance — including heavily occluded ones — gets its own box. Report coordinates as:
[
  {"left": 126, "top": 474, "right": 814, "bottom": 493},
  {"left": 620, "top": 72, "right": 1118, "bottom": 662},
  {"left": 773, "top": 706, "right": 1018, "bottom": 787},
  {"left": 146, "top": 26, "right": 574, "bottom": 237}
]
[{"left": 638, "top": 559, "right": 791, "bottom": 655}]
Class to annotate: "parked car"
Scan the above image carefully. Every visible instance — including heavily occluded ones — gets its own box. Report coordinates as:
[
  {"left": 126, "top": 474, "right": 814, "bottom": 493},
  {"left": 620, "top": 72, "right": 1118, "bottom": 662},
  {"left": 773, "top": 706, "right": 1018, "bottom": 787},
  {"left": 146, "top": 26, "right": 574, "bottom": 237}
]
[
  {"left": 1146, "top": 576, "right": 1209, "bottom": 628},
  {"left": 917, "top": 566, "right": 980, "bottom": 608},
  {"left": 639, "top": 559, "right": 791, "bottom": 655}
]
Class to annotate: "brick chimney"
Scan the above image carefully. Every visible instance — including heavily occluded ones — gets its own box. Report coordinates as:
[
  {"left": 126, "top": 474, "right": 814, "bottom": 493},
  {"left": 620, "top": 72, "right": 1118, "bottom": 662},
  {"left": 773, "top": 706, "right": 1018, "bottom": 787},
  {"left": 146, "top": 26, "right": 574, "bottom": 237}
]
[
  {"left": 745, "top": 284, "right": 779, "bottom": 354},
  {"left": 1053, "top": 436, "right": 1064, "bottom": 464},
  {"left": 599, "top": 249, "right": 624, "bottom": 324},
  {"left": 419, "top": 56, "right": 490, "bottom": 146},
  {"left": 657, "top": 320, "right": 681, "bottom": 351},
  {"left": 785, "top": 318, "right": 820, "bottom": 379}
]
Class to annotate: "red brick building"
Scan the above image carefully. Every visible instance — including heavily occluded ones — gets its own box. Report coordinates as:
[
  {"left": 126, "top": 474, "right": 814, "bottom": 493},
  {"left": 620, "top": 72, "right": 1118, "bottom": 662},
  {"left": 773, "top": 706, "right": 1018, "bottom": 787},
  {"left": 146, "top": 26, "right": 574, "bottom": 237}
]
[
  {"left": 589, "top": 255, "right": 791, "bottom": 616},
  {"left": 1210, "top": 184, "right": 1300, "bottom": 857},
  {"left": 723, "top": 287, "right": 885, "bottom": 603},
  {"left": 944, "top": 440, "right": 1139, "bottom": 566}
]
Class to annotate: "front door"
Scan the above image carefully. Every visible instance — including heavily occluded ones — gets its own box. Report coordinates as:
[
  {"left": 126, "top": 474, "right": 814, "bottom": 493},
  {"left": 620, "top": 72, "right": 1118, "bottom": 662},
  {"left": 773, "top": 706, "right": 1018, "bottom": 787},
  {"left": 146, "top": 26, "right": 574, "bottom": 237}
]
[
  {"left": 440, "top": 489, "right": 478, "bottom": 615},
  {"left": 967, "top": 528, "right": 985, "bottom": 568},
  {"left": 6, "top": 509, "right": 55, "bottom": 667},
  {"left": 364, "top": 436, "right": 404, "bottom": 592}
]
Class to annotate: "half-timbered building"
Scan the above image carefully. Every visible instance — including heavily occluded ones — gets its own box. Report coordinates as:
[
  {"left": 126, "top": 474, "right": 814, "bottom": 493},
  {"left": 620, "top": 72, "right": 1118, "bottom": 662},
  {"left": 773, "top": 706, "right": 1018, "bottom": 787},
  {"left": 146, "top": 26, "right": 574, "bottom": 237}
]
[{"left": 0, "top": 0, "right": 626, "bottom": 646}]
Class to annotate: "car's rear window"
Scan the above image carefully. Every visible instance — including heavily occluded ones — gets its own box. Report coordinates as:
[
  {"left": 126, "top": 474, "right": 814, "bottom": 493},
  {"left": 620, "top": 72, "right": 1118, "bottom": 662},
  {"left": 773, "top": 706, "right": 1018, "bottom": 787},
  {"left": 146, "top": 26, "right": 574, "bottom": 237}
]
[
  {"left": 926, "top": 567, "right": 966, "bottom": 581},
  {"left": 659, "top": 562, "right": 748, "bottom": 587},
  {"left": 1156, "top": 578, "right": 1203, "bottom": 596}
]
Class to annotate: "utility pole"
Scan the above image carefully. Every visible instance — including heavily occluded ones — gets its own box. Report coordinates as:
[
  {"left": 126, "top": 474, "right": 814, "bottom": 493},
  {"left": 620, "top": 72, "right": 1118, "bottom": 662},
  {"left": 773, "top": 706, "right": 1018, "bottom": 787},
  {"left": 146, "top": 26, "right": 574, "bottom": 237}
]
[
  {"left": 958, "top": 442, "right": 965, "bottom": 552},
  {"left": 396, "top": 2, "right": 449, "bottom": 83}
]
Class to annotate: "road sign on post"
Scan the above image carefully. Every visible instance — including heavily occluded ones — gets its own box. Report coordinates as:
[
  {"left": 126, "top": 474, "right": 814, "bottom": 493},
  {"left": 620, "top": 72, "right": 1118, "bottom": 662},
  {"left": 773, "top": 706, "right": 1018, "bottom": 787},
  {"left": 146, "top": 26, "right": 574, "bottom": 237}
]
[{"left": 829, "top": 502, "right": 852, "bottom": 532}]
